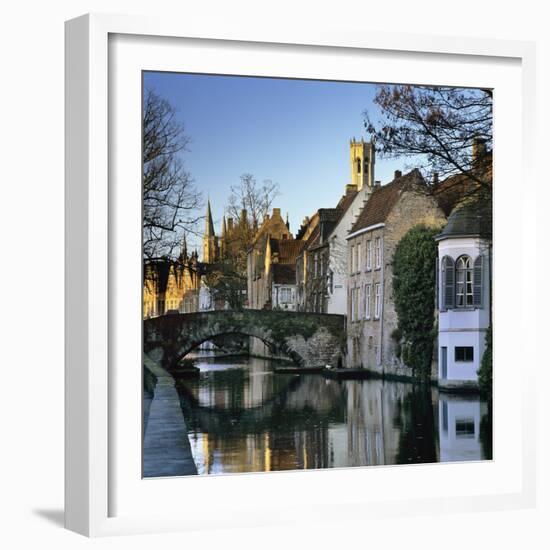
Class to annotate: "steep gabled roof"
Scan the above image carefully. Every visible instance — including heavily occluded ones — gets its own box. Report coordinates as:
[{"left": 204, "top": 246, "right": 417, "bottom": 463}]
[
  {"left": 274, "top": 239, "right": 306, "bottom": 264},
  {"left": 305, "top": 224, "right": 320, "bottom": 249},
  {"left": 318, "top": 208, "right": 340, "bottom": 222},
  {"left": 272, "top": 263, "right": 297, "bottom": 285},
  {"left": 350, "top": 169, "right": 425, "bottom": 233}
]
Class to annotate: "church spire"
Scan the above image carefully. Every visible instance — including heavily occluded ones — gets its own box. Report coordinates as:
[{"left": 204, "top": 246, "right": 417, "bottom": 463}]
[
  {"left": 180, "top": 232, "right": 188, "bottom": 260},
  {"left": 205, "top": 199, "right": 215, "bottom": 237},
  {"left": 202, "top": 199, "right": 219, "bottom": 263}
]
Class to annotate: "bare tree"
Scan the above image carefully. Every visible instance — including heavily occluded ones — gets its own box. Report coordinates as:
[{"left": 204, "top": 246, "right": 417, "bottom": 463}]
[
  {"left": 143, "top": 89, "right": 203, "bottom": 261},
  {"left": 227, "top": 173, "right": 280, "bottom": 231},
  {"left": 202, "top": 173, "right": 280, "bottom": 309},
  {"left": 364, "top": 85, "right": 493, "bottom": 189}
]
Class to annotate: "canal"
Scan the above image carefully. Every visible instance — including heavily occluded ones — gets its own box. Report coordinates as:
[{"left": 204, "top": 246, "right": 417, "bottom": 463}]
[{"left": 171, "top": 352, "right": 492, "bottom": 475}]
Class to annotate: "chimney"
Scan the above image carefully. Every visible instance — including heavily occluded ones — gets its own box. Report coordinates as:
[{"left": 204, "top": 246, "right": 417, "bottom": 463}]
[
  {"left": 432, "top": 172, "right": 439, "bottom": 185},
  {"left": 374, "top": 180, "right": 381, "bottom": 187},
  {"left": 227, "top": 217, "right": 234, "bottom": 231},
  {"left": 272, "top": 207, "right": 281, "bottom": 218},
  {"left": 394, "top": 170, "right": 402, "bottom": 179},
  {"left": 472, "top": 137, "right": 487, "bottom": 163}
]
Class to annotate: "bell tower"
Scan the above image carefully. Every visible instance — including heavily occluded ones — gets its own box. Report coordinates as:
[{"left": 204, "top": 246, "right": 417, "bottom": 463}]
[{"left": 350, "top": 138, "right": 375, "bottom": 192}]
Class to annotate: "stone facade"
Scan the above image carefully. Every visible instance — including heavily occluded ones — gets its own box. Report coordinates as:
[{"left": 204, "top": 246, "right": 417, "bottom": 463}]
[
  {"left": 143, "top": 249, "right": 202, "bottom": 318},
  {"left": 345, "top": 169, "right": 446, "bottom": 375},
  {"left": 246, "top": 208, "right": 297, "bottom": 310}
]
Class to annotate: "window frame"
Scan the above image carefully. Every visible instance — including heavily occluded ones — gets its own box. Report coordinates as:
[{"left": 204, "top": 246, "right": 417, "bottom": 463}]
[
  {"left": 455, "top": 346, "right": 474, "bottom": 362},
  {"left": 374, "top": 237, "right": 382, "bottom": 269},
  {"left": 374, "top": 282, "right": 381, "bottom": 319},
  {"left": 366, "top": 240, "right": 372, "bottom": 271},
  {"left": 455, "top": 255, "right": 474, "bottom": 308},
  {"left": 365, "top": 283, "right": 371, "bottom": 319}
]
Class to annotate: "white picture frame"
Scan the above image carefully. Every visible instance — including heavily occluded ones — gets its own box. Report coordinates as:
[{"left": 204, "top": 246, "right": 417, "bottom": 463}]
[{"left": 65, "top": 13, "right": 537, "bottom": 537}]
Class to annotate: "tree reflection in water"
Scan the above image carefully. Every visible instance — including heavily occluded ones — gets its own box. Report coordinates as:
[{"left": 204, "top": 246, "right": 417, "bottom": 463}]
[{"left": 171, "top": 353, "right": 492, "bottom": 475}]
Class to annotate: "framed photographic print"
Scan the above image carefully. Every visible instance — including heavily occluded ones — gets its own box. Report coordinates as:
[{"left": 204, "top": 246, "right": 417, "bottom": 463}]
[{"left": 65, "top": 13, "right": 537, "bottom": 536}]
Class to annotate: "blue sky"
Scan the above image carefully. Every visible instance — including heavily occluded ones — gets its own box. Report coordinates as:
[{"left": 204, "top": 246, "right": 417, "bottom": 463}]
[{"left": 144, "top": 72, "right": 405, "bottom": 252}]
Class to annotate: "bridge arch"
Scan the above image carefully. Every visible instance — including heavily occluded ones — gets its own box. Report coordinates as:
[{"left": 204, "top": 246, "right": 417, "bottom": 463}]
[
  {"left": 144, "top": 309, "right": 346, "bottom": 371},
  {"left": 175, "top": 331, "right": 303, "bottom": 366}
]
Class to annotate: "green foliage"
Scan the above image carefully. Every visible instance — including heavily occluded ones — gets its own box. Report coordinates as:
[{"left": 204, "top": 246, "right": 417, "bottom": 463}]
[
  {"left": 392, "top": 225, "right": 441, "bottom": 378},
  {"left": 478, "top": 326, "right": 492, "bottom": 397}
]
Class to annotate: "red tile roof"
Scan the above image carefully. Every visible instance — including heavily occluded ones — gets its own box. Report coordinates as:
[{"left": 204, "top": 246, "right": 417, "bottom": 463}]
[
  {"left": 274, "top": 239, "right": 306, "bottom": 264},
  {"left": 272, "top": 263, "right": 297, "bottom": 284},
  {"left": 432, "top": 154, "right": 493, "bottom": 216},
  {"left": 350, "top": 169, "right": 425, "bottom": 233}
]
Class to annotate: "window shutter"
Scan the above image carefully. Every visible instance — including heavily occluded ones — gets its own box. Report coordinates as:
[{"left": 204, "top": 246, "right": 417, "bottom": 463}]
[
  {"left": 473, "top": 255, "right": 483, "bottom": 308},
  {"left": 443, "top": 256, "right": 454, "bottom": 310},
  {"left": 435, "top": 256, "right": 439, "bottom": 310}
]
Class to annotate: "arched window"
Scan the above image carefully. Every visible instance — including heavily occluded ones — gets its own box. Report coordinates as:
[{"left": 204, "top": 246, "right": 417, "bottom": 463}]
[
  {"left": 455, "top": 255, "right": 473, "bottom": 307},
  {"left": 356, "top": 158, "right": 361, "bottom": 173}
]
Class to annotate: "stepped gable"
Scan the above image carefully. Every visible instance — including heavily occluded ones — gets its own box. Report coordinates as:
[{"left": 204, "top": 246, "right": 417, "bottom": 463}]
[
  {"left": 334, "top": 187, "right": 358, "bottom": 222},
  {"left": 252, "top": 207, "right": 291, "bottom": 246},
  {"left": 350, "top": 169, "right": 425, "bottom": 233}
]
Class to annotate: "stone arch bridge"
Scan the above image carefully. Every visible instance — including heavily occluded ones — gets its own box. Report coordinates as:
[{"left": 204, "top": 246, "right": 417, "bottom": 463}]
[{"left": 144, "top": 309, "right": 346, "bottom": 371}]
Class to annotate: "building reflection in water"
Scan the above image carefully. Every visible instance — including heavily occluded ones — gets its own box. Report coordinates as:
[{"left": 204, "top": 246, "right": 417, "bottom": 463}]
[
  {"left": 173, "top": 353, "right": 491, "bottom": 475},
  {"left": 438, "top": 394, "right": 490, "bottom": 462}
]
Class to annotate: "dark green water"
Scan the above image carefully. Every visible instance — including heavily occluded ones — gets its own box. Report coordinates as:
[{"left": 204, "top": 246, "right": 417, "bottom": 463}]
[{"left": 174, "top": 353, "right": 492, "bottom": 475}]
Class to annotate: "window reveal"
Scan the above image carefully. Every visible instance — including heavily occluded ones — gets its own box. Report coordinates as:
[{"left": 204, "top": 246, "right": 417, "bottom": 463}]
[{"left": 455, "top": 346, "right": 474, "bottom": 362}]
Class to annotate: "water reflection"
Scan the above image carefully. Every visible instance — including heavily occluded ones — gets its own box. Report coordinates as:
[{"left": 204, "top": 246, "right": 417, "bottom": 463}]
[
  {"left": 439, "top": 395, "right": 490, "bottom": 462},
  {"left": 173, "top": 353, "right": 491, "bottom": 475}
]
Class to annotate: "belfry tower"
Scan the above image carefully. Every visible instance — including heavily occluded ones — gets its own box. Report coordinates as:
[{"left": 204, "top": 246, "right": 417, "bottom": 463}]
[
  {"left": 350, "top": 138, "right": 375, "bottom": 193},
  {"left": 202, "top": 199, "right": 219, "bottom": 263}
]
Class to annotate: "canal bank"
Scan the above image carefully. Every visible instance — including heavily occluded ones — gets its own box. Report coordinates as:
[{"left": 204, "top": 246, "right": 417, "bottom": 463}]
[{"left": 143, "top": 356, "right": 197, "bottom": 477}]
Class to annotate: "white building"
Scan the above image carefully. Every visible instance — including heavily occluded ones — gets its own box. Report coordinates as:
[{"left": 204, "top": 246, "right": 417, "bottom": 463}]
[
  {"left": 438, "top": 394, "right": 488, "bottom": 461},
  {"left": 271, "top": 265, "right": 298, "bottom": 311},
  {"left": 436, "top": 201, "right": 491, "bottom": 390},
  {"left": 326, "top": 138, "right": 377, "bottom": 315}
]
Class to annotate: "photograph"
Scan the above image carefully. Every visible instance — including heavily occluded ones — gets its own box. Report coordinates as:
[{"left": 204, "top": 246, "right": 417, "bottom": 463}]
[{"left": 141, "top": 72, "right": 493, "bottom": 478}]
